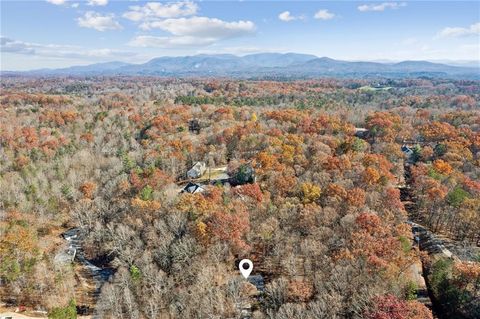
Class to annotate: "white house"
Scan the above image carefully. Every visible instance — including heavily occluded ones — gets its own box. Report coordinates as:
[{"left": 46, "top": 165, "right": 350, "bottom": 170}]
[{"left": 187, "top": 162, "right": 207, "bottom": 179}]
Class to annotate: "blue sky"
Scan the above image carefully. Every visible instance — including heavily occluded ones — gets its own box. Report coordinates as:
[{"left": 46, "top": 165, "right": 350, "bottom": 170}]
[{"left": 1, "top": 1, "right": 479, "bottom": 70}]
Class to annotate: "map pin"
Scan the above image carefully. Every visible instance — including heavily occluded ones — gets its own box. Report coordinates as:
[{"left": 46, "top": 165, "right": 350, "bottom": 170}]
[{"left": 239, "top": 259, "right": 253, "bottom": 279}]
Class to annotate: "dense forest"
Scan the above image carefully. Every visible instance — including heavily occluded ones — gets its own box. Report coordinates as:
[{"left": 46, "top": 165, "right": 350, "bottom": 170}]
[{"left": 1, "top": 77, "right": 479, "bottom": 319}]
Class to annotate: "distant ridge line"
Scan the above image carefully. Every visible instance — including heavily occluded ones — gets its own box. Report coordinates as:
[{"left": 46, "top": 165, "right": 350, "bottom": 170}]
[{"left": 2, "top": 53, "right": 479, "bottom": 79}]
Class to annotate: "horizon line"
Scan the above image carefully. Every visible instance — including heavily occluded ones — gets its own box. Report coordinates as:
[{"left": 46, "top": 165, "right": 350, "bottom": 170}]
[{"left": 2, "top": 52, "right": 480, "bottom": 73}]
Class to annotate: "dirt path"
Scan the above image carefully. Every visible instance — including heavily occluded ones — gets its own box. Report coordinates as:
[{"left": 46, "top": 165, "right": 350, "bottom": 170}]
[{"left": 60, "top": 228, "right": 114, "bottom": 317}]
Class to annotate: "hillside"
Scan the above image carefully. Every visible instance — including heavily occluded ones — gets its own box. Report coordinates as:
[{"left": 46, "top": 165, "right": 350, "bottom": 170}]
[
  {"left": 1, "top": 77, "right": 479, "bottom": 319},
  {"left": 4, "top": 53, "right": 479, "bottom": 79}
]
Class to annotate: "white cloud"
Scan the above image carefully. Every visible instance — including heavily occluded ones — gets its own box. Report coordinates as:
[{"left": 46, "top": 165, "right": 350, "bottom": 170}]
[
  {"left": 1, "top": 37, "right": 36, "bottom": 54},
  {"left": 358, "top": 2, "right": 406, "bottom": 12},
  {"left": 437, "top": 22, "right": 480, "bottom": 38},
  {"left": 77, "top": 12, "right": 122, "bottom": 31},
  {"left": 123, "top": 1, "right": 198, "bottom": 21},
  {"left": 139, "top": 16, "right": 255, "bottom": 38},
  {"left": 278, "top": 11, "right": 296, "bottom": 22},
  {"left": 128, "top": 35, "right": 216, "bottom": 48},
  {"left": 87, "top": 0, "right": 108, "bottom": 6},
  {"left": 46, "top": 0, "right": 66, "bottom": 5},
  {"left": 124, "top": 1, "right": 255, "bottom": 49},
  {"left": 0, "top": 36, "right": 135, "bottom": 60},
  {"left": 71, "top": 3, "right": 79, "bottom": 8},
  {"left": 129, "top": 17, "right": 255, "bottom": 48},
  {"left": 314, "top": 9, "right": 335, "bottom": 20}
]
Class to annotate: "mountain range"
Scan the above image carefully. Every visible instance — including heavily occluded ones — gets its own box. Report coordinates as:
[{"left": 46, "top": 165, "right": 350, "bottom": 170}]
[{"left": 4, "top": 53, "right": 479, "bottom": 79}]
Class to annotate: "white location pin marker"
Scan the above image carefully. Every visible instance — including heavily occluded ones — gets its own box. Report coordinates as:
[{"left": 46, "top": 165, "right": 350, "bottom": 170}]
[{"left": 239, "top": 259, "right": 253, "bottom": 279}]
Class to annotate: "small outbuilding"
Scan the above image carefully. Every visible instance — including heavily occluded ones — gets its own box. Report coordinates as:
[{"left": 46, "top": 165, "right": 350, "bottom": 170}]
[
  {"left": 181, "top": 182, "right": 205, "bottom": 194},
  {"left": 188, "top": 119, "right": 201, "bottom": 134},
  {"left": 354, "top": 128, "right": 369, "bottom": 139},
  {"left": 248, "top": 275, "right": 265, "bottom": 292},
  {"left": 402, "top": 145, "right": 414, "bottom": 157}
]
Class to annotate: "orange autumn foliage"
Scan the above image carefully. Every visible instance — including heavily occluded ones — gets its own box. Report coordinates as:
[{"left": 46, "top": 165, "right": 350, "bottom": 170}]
[
  {"left": 366, "top": 112, "right": 402, "bottom": 142},
  {"left": 80, "top": 132, "right": 94, "bottom": 143},
  {"left": 346, "top": 188, "right": 366, "bottom": 207},
  {"left": 365, "top": 294, "right": 433, "bottom": 319},
  {"left": 14, "top": 155, "right": 30, "bottom": 169},
  {"left": 129, "top": 168, "right": 173, "bottom": 191},
  {"left": 208, "top": 206, "right": 250, "bottom": 253},
  {"left": 326, "top": 183, "right": 347, "bottom": 199},
  {"left": 287, "top": 280, "right": 314, "bottom": 302},
  {"left": 233, "top": 183, "right": 263, "bottom": 203},
  {"left": 131, "top": 197, "right": 162, "bottom": 212},
  {"left": 79, "top": 181, "right": 97, "bottom": 199},
  {"left": 432, "top": 159, "right": 453, "bottom": 175},
  {"left": 364, "top": 167, "right": 381, "bottom": 185}
]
